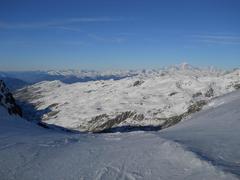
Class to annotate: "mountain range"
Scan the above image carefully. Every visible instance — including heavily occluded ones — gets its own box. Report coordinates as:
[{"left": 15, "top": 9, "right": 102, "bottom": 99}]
[{"left": 11, "top": 67, "right": 239, "bottom": 132}]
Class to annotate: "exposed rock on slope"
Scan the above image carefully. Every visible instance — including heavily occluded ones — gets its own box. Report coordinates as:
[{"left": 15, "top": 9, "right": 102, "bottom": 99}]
[
  {"left": 0, "top": 77, "right": 29, "bottom": 91},
  {"left": 0, "top": 80, "right": 22, "bottom": 117}
]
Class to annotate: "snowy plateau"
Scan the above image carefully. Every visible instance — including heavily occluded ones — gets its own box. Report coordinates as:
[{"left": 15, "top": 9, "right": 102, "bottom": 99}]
[{"left": 0, "top": 66, "right": 240, "bottom": 180}]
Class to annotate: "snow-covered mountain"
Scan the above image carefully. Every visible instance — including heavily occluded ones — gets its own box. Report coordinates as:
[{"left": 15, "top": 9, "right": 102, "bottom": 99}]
[
  {"left": 0, "top": 69, "right": 139, "bottom": 86},
  {"left": 46, "top": 69, "right": 139, "bottom": 78},
  {"left": 1, "top": 85, "right": 240, "bottom": 179},
  {"left": 15, "top": 68, "right": 240, "bottom": 132},
  {"left": 0, "top": 63, "right": 227, "bottom": 88}
]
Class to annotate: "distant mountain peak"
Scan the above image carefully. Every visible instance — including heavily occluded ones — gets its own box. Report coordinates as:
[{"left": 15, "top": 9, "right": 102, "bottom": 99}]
[{"left": 179, "top": 62, "right": 195, "bottom": 70}]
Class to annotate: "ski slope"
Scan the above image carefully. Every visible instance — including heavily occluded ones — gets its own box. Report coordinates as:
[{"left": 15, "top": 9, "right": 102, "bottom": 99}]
[
  {"left": 1, "top": 90, "right": 240, "bottom": 179},
  {"left": 160, "top": 90, "right": 240, "bottom": 176}
]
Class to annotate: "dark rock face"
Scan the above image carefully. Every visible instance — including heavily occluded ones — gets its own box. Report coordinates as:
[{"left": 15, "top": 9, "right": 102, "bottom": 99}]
[
  {"left": 133, "top": 80, "right": 144, "bottom": 86},
  {"left": 192, "top": 92, "right": 203, "bottom": 98},
  {"left": 234, "top": 84, "right": 240, "bottom": 90},
  {"left": 160, "top": 115, "right": 184, "bottom": 129},
  {"left": 187, "top": 100, "right": 207, "bottom": 114},
  {"left": 87, "top": 111, "right": 145, "bottom": 132},
  {"left": 0, "top": 80, "right": 22, "bottom": 117},
  {"left": 205, "top": 87, "right": 214, "bottom": 97},
  {"left": 0, "top": 77, "right": 28, "bottom": 91},
  {"left": 169, "top": 92, "right": 178, "bottom": 96}
]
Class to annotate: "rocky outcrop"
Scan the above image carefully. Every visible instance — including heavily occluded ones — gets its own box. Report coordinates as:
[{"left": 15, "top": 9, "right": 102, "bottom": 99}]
[
  {"left": 87, "top": 111, "right": 144, "bottom": 132},
  {"left": 234, "top": 84, "right": 240, "bottom": 90},
  {"left": 192, "top": 92, "right": 202, "bottom": 98},
  {"left": 133, "top": 80, "right": 144, "bottom": 86},
  {"left": 169, "top": 92, "right": 178, "bottom": 96},
  {"left": 205, "top": 87, "right": 214, "bottom": 97},
  {"left": 0, "top": 80, "right": 22, "bottom": 117},
  {"left": 160, "top": 100, "right": 207, "bottom": 130},
  {"left": 187, "top": 100, "right": 207, "bottom": 114}
]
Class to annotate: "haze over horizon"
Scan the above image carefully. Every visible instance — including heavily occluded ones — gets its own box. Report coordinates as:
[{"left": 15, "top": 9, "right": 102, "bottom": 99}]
[
  {"left": 0, "top": 62, "right": 237, "bottom": 72},
  {"left": 0, "top": 0, "right": 240, "bottom": 71}
]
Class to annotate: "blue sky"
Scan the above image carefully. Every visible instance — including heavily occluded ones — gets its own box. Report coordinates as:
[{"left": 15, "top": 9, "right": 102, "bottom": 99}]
[{"left": 0, "top": 0, "right": 240, "bottom": 70}]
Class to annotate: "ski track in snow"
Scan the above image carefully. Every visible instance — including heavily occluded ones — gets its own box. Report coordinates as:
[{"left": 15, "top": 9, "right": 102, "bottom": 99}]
[{"left": 0, "top": 121, "right": 238, "bottom": 180}]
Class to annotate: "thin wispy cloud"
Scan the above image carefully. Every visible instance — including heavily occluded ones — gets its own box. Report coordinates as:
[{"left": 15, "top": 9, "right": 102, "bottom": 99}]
[
  {"left": 0, "top": 39, "right": 90, "bottom": 47},
  {"left": 88, "top": 33, "right": 126, "bottom": 43},
  {"left": 0, "top": 17, "right": 123, "bottom": 30},
  {"left": 191, "top": 34, "right": 240, "bottom": 45},
  {"left": 0, "top": 17, "right": 129, "bottom": 46},
  {"left": 63, "top": 40, "right": 90, "bottom": 46},
  {"left": 49, "top": 26, "right": 82, "bottom": 32}
]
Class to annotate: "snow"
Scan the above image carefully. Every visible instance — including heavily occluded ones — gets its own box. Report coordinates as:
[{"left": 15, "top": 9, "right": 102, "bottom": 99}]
[
  {"left": 1, "top": 90, "right": 240, "bottom": 179},
  {"left": 15, "top": 68, "right": 240, "bottom": 132},
  {"left": 46, "top": 69, "right": 138, "bottom": 78},
  {"left": 0, "top": 69, "right": 139, "bottom": 85},
  {"left": 160, "top": 90, "right": 240, "bottom": 176}
]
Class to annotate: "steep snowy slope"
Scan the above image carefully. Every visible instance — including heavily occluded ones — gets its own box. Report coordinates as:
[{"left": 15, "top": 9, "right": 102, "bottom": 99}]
[
  {"left": 15, "top": 68, "right": 240, "bottom": 132},
  {"left": 1, "top": 89, "right": 240, "bottom": 180},
  {"left": 161, "top": 90, "right": 240, "bottom": 176}
]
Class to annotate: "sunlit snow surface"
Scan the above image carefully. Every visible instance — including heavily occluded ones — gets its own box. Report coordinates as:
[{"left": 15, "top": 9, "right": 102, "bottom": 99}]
[
  {"left": 1, "top": 90, "right": 240, "bottom": 180},
  {"left": 15, "top": 68, "right": 240, "bottom": 132}
]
